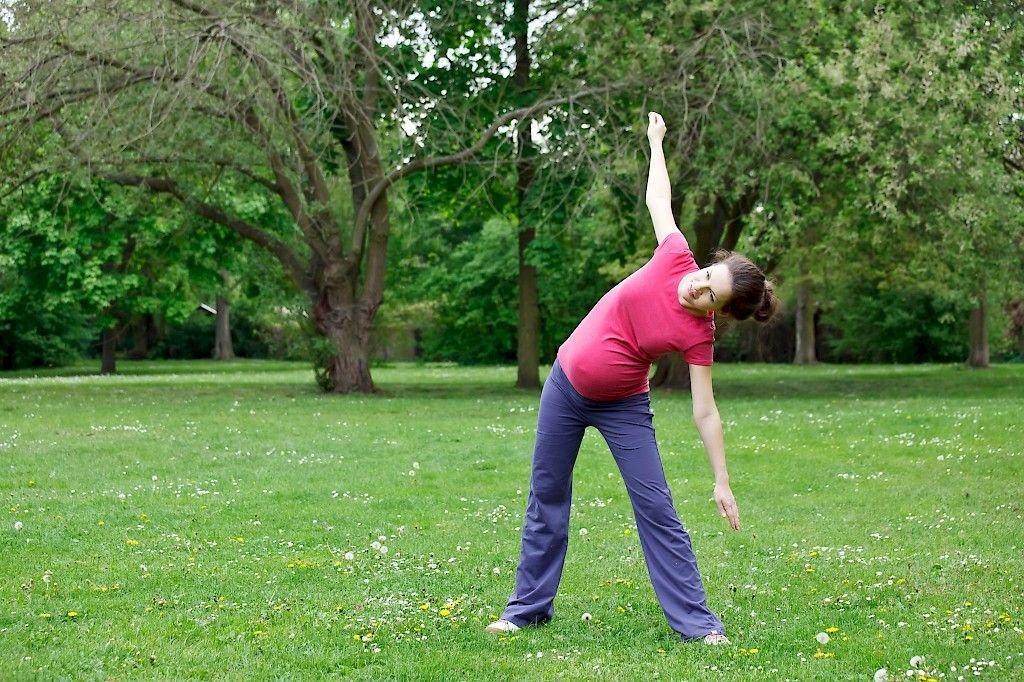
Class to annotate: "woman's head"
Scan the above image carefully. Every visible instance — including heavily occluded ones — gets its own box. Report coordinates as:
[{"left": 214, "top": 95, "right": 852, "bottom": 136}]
[
  {"left": 679, "top": 251, "right": 779, "bottom": 322},
  {"left": 712, "top": 250, "right": 779, "bottom": 322}
]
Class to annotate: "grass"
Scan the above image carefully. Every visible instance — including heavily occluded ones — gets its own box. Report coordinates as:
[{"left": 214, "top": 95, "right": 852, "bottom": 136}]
[{"left": 1, "top": 359, "right": 1022, "bottom": 680}]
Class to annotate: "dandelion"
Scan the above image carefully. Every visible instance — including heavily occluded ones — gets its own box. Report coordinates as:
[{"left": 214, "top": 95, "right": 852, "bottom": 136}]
[
  {"left": 67, "top": 611, "right": 79, "bottom": 618},
  {"left": 815, "top": 632, "right": 830, "bottom": 645},
  {"left": 39, "top": 613, "right": 50, "bottom": 619},
  {"left": 582, "top": 613, "right": 592, "bottom": 622},
  {"left": 126, "top": 539, "right": 140, "bottom": 546},
  {"left": 14, "top": 521, "right": 23, "bottom": 531},
  {"left": 825, "top": 626, "right": 839, "bottom": 634},
  {"left": 579, "top": 528, "right": 588, "bottom": 536},
  {"left": 813, "top": 651, "right": 834, "bottom": 659},
  {"left": 439, "top": 608, "right": 450, "bottom": 617}
]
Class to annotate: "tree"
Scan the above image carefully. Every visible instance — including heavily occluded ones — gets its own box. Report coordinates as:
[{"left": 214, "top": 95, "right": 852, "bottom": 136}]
[{"left": 1, "top": 0, "right": 611, "bottom": 391}]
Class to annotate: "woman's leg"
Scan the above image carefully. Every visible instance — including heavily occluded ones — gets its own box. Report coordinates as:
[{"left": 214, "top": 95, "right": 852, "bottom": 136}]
[
  {"left": 500, "top": 363, "right": 587, "bottom": 627},
  {"left": 591, "top": 394, "right": 726, "bottom": 640}
]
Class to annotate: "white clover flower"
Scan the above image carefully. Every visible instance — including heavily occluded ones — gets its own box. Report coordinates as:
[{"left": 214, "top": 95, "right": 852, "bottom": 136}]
[
  {"left": 408, "top": 470, "right": 416, "bottom": 476},
  {"left": 152, "top": 475, "right": 158, "bottom": 481},
  {"left": 492, "top": 567, "right": 501, "bottom": 575},
  {"left": 378, "top": 535, "right": 386, "bottom": 541},
  {"left": 815, "top": 632, "right": 830, "bottom": 645},
  {"left": 371, "top": 541, "right": 381, "bottom": 550},
  {"left": 344, "top": 552, "right": 355, "bottom": 561},
  {"left": 412, "top": 462, "right": 420, "bottom": 470},
  {"left": 910, "top": 656, "right": 925, "bottom": 668},
  {"left": 379, "top": 545, "right": 388, "bottom": 555},
  {"left": 14, "top": 521, "right": 23, "bottom": 531},
  {"left": 579, "top": 528, "right": 588, "bottom": 536},
  {"left": 874, "top": 668, "right": 889, "bottom": 682},
  {"left": 582, "top": 612, "right": 592, "bottom": 622}
]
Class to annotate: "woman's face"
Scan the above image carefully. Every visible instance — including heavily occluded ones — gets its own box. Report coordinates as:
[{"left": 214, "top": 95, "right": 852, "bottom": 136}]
[{"left": 679, "top": 265, "right": 732, "bottom": 314}]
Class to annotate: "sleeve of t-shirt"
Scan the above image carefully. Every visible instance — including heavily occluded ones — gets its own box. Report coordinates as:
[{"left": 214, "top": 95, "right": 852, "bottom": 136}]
[
  {"left": 683, "top": 340, "right": 714, "bottom": 366},
  {"left": 654, "top": 230, "right": 691, "bottom": 255}
]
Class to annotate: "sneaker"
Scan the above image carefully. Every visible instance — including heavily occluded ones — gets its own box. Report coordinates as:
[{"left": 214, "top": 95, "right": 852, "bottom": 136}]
[
  {"left": 703, "top": 631, "right": 730, "bottom": 645},
  {"left": 484, "top": 619, "right": 521, "bottom": 634}
]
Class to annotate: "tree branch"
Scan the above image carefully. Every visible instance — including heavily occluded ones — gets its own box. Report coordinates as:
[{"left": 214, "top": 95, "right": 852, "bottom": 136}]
[
  {"left": 348, "top": 84, "right": 627, "bottom": 270},
  {"left": 102, "top": 171, "right": 314, "bottom": 294}
]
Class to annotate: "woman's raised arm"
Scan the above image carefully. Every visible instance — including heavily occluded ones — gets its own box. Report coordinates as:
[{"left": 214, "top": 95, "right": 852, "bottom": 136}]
[{"left": 645, "top": 112, "right": 681, "bottom": 245}]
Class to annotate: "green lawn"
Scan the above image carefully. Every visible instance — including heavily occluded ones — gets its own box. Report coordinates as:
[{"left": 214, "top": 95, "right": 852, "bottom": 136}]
[{"left": 1, "top": 360, "right": 1022, "bottom": 680}]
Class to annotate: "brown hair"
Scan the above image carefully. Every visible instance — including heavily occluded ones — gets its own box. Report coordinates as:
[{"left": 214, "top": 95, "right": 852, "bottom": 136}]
[{"left": 712, "top": 250, "right": 779, "bottom": 322}]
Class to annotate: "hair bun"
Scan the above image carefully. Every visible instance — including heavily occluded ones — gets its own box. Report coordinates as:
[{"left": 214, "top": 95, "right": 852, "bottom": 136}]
[{"left": 753, "top": 279, "right": 780, "bottom": 323}]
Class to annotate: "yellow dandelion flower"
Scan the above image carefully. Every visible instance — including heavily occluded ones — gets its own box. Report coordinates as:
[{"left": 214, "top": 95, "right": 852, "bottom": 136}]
[
  {"left": 39, "top": 613, "right": 50, "bottom": 618},
  {"left": 353, "top": 634, "right": 361, "bottom": 641},
  {"left": 748, "top": 648, "right": 759, "bottom": 654},
  {"left": 439, "top": 608, "right": 450, "bottom": 617},
  {"left": 126, "top": 539, "right": 140, "bottom": 546},
  {"left": 825, "top": 627, "right": 839, "bottom": 633},
  {"left": 67, "top": 611, "right": 79, "bottom": 618},
  {"left": 419, "top": 603, "right": 429, "bottom": 610},
  {"left": 813, "top": 651, "right": 834, "bottom": 659}
]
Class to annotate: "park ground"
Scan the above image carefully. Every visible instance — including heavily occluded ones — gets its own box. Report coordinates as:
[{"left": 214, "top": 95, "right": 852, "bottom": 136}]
[{"left": 0, "top": 360, "right": 1022, "bottom": 680}]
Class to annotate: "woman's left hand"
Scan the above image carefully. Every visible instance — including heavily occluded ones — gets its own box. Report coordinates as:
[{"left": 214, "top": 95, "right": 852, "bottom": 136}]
[{"left": 714, "top": 482, "right": 741, "bottom": 530}]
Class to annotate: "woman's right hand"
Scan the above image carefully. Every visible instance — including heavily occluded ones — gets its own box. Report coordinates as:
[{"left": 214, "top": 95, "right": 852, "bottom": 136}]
[{"left": 647, "top": 111, "right": 666, "bottom": 144}]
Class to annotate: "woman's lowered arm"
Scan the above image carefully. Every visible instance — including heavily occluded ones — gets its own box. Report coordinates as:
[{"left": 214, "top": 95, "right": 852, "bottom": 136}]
[{"left": 689, "top": 363, "right": 741, "bottom": 530}]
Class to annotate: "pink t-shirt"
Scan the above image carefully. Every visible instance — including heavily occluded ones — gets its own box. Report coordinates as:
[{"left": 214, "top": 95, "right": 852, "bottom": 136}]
[{"left": 556, "top": 231, "right": 714, "bottom": 401}]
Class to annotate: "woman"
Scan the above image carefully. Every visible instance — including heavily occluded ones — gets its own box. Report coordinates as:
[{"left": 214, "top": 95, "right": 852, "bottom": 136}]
[{"left": 485, "top": 112, "right": 779, "bottom": 645}]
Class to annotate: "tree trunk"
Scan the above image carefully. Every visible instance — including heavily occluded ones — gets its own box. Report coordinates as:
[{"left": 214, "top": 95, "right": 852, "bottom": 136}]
[
  {"left": 310, "top": 282, "right": 376, "bottom": 393},
  {"left": 517, "top": 225, "right": 541, "bottom": 388},
  {"left": 513, "top": 0, "right": 540, "bottom": 389},
  {"left": 101, "top": 325, "right": 117, "bottom": 374},
  {"left": 967, "top": 292, "right": 989, "bottom": 368},
  {"left": 214, "top": 271, "right": 235, "bottom": 360},
  {"left": 794, "top": 265, "right": 817, "bottom": 365},
  {"left": 649, "top": 353, "right": 691, "bottom": 391},
  {"left": 127, "top": 314, "right": 149, "bottom": 360}
]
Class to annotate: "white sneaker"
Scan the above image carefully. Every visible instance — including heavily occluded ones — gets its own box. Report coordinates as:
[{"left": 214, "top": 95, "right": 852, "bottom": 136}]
[
  {"left": 703, "top": 631, "right": 730, "bottom": 645},
  {"left": 484, "top": 619, "right": 521, "bottom": 634}
]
